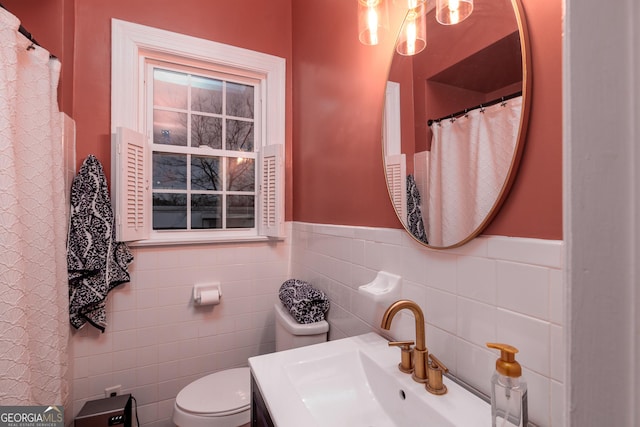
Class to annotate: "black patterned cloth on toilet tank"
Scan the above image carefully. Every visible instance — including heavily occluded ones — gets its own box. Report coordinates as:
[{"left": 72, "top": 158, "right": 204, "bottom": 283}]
[{"left": 278, "top": 279, "right": 330, "bottom": 324}]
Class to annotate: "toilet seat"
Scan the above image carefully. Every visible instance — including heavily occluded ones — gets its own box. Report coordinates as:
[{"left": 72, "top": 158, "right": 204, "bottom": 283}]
[{"left": 175, "top": 367, "right": 251, "bottom": 416}]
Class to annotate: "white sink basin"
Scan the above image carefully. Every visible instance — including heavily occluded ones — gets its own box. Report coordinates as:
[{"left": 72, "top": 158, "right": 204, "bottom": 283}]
[{"left": 249, "top": 333, "right": 491, "bottom": 427}]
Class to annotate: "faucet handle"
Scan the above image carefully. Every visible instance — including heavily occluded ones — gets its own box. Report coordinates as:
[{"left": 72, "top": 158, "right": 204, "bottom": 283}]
[
  {"left": 426, "top": 353, "right": 449, "bottom": 395},
  {"left": 388, "top": 340, "right": 414, "bottom": 349},
  {"left": 388, "top": 340, "right": 415, "bottom": 373},
  {"left": 428, "top": 353, "right": 449, "bottom": 372}
]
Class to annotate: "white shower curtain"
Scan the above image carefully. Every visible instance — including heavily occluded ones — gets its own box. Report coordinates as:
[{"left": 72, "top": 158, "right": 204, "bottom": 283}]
[
  {"left": 0, "top": 8, "right": 69, "bottom": 408},
  {"left": 427, "top": 97, "right": 522, "bottom": 247}
]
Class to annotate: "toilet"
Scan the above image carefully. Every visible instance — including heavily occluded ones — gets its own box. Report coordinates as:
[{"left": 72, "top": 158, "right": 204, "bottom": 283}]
[{"left": 172, "top": 302, "right": 329, "bottom": 427}]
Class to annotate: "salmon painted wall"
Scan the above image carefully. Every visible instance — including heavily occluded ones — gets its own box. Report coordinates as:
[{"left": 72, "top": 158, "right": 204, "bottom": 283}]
[
  {"left": 292, "top": 0, "right": 563, "bottom": 240},
  {"left": 9, "top": 0, "right": 561, "bottom": 239},
  {"left": 2, "top": 0, "right": 74, "bottom": 114},
  {"left": 291, "top": 0, "right": 406, "bottom": 228},
  {"left": 71, "top": 0, "right": 294, "bottom": 219},
  {"left": 486, "top": 0, "right": 562, "bottom": 239}
]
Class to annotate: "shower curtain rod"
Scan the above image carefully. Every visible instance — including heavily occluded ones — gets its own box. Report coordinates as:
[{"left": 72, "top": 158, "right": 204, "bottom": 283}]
[
  {"left": 0, "top": 3, "right": 57, "bottom": 59},
  {"left": 427, "top": 91, "right": 522, "bottom": 126}
]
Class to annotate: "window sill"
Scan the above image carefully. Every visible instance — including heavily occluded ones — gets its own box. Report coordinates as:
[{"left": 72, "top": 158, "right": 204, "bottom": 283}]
[{"left": 128, "top": 235, "right": 285, "bottom": 247}]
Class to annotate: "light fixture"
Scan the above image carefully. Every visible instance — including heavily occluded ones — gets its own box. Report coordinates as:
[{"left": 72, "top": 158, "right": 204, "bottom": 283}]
[
  {"left": 396, "top": 0, "right": 427, "bottom": 56},
  {"left": 436, "top": 0, "right": 473, "bottom": 25},
  {"left": 358, "top": 0, "right": 389, "bottom": 46}
]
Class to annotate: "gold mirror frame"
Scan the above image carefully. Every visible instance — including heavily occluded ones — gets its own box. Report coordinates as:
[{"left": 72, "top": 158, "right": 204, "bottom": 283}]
[{"left": 383, "top": 0, "right": 532, "bottom": 249}]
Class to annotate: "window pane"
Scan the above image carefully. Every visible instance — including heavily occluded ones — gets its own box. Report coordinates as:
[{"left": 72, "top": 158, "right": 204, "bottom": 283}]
[
  {"left": 191, "top": 156, "right": 221, "bottom": 190},
  {"left": 154, "top": 110, "right": 188, "bottom": 146},
  {"left": 154, "top": 69, "right": 188, "bottom": 109},
  {"left": 226, "top": 119, "right": 254, "bottom": 152},
  {"left": 153, "top": 193, "right": 187, "bottom": 230},
  {"left": 153, "top": 153, "right": 187, "bottom": 189},
  {"left": 191, "top": 76, "right": 222, "bottom": 114},
  {"left": 226, "top": 82, "right": 254, "bottom": 118},
  {"left": 227, "top": 195, "right": 254, "bottom": 228},
  {"left": 227, "top": 157, "right": 255, "bottom": 191},
  {"left": 192, "top": 115, "right": 222, "bottom": 149},
  {"left": 191, "top": 194, "right": 222, "bottom": 229}
]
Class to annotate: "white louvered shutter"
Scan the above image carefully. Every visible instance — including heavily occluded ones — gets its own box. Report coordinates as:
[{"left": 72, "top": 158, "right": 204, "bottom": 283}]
[
  {"left": 385, "top": 154, "right": 407, "bottom": 225},
  {"left": 113, "top": 126, "right": 148, "bottom": 242},
  {"left": 259, "top": 144, "right": 284, "bottom": 238}
]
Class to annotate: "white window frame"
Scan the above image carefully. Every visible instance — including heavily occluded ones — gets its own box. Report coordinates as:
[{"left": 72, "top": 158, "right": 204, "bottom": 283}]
[{"left": 111, "top": 19, "right": 285, "bottom": 245}]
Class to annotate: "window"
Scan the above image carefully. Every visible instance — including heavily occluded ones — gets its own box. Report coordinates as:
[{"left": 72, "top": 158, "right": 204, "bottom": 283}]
[
  {"left": 149, "top": 65, "right": 258, "bottom": 231},
  {"left": 111, "top": 19, "right": 285, "bottom": 244}
]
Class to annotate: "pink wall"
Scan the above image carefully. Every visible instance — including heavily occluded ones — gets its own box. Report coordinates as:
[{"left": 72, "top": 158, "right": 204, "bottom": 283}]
[
  {"left": 291, "top": 0, "right": 407, "bottom": 228},
  {"left": 3, "top": 1, "right": 294, "bottom": 219},
  {"left": 73, "top": 0, "right": 292, "bottom": 219},
  {"left": 486, "top": 0, "right": 562, "bottom": 239},
  {"left": 71, "top": 0, "right": 294, "bottom": 219},
  {"left": 10, "top": 0, "right": 562, "bottom": 240},
  {"left": 292, "top": 0, "right": 563, "bottom": 240},
  {"left": 2, "top": 0, "right": 74, "bottom": 114}
]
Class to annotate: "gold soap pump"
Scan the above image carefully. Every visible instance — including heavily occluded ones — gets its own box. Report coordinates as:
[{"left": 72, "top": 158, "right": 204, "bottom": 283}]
[{"left": 486, "top": 343, "right": 528, "bottom": 427}]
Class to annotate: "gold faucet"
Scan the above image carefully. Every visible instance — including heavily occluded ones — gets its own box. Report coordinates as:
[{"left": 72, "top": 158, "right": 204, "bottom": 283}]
[{"left": 380, "top": 299, "right": 429, "bottom": 383}]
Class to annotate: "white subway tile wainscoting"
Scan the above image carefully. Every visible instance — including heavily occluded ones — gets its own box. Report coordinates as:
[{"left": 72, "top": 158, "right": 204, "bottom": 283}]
[
  {"left": 290, "top": 222, "right": 564, "bottom": 427},
  {"left": 70, "top": 222, "right": 564, "bottom": 427},
  {"left": 70, "top": 231, "right": 292, "bottom": 427}
]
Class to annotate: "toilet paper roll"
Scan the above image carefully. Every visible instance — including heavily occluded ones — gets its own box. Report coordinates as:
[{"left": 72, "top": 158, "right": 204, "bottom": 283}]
[{"left": 197, "top": 289, "right": 220, "bottom": 306}]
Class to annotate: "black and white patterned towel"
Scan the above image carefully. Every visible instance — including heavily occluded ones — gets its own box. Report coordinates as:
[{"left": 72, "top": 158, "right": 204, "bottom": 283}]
[
  {"left": 67, "top": 155, "right": 133, "bottom": 332},
  {"left": 407, "top": 174, "right": 428, "bottom": 244},
  {"left": 278, "top": 279, "right": 329, "bottom": 324}
]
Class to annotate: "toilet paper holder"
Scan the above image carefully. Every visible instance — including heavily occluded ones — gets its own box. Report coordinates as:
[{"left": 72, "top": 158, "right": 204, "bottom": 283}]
[{"left": 193, "top": 282, "right": 222, "bottom": 305}]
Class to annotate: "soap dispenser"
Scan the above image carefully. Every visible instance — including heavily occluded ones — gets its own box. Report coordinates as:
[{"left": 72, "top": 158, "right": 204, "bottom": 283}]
[{"left": 486, "top": 343, "right": 528, "bottom": 427}]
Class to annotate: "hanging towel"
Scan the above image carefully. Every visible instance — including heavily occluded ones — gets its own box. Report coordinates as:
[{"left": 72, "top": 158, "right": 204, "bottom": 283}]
[
  {"left": 406, "top": 174, "right": 428, "bottom": 244},
  {"left": 67, "top": 155, "right": 133, "bottom": 331},
  {"left": 278, "top": 279, "right": 330, "bottom": 324}
]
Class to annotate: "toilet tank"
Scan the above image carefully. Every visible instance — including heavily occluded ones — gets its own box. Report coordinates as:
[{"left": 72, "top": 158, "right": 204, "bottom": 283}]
[{"left": 274, "top": 302, "right": 329, "bottom": 352}]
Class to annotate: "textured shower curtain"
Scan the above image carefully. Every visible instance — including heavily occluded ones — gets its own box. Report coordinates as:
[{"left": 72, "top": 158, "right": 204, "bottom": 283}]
[
  {"left": 0, "top": 8, "right": 69, "bottom": 408},
  {"left": 428, "top": 97, "right": 522, "bottom": 247}
]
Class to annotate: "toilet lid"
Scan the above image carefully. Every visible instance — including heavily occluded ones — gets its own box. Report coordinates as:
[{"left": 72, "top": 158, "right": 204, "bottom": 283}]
[{"left": 176, "top": 367, "right": 251, "bottom": 415}]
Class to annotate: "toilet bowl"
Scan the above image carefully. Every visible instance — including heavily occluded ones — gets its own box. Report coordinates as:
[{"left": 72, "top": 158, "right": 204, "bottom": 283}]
[
  {"left": 173, "top": 367, "right": 251, "bottom": 427},
  {"left": 172, "top": 302, "right": 329, "bottom": 427}
]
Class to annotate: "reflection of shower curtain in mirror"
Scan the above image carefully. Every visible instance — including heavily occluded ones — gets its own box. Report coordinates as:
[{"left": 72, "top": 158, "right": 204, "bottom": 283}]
[{"left": 427, "top": 97, "right": 522, "bottom": 247}]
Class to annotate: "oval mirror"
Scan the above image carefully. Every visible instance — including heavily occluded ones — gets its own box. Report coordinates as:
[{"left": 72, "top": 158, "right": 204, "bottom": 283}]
[{"left": 383, "top": 0, "right": 531, "bottom": 249}]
